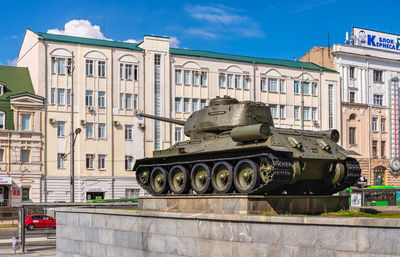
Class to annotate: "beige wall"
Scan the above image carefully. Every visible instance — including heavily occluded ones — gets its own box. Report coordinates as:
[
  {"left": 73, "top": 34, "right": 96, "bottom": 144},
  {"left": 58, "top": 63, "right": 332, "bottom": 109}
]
[{"left": 299, "top": 46, "right": 334, "bottom": 70}]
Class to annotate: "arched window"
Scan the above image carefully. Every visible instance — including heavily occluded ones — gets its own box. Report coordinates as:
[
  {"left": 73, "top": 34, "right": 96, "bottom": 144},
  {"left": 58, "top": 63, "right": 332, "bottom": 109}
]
[
  {"left": 374, "top": 166, "right": 386, "bottom": 185},
  {"left": 0, "top": 112, "right": 5, "bottom": 129},
  {"left": 349, "top": 113, "right": 357, "bottom": 120},
  {"left": 0, "top": 82, "right": 5, "bottom": 96}
]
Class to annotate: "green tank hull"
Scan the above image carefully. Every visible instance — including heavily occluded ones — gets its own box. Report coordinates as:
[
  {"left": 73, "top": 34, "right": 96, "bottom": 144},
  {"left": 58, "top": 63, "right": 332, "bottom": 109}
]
[{"left": 134, "top": 96, "right": 361, "bottom": 195}]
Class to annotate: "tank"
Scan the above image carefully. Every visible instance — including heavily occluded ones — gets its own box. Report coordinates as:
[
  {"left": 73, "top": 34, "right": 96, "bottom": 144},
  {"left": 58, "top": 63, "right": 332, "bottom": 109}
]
[{"left": 134, "top": 96, "right": 361, "bottom": 195}]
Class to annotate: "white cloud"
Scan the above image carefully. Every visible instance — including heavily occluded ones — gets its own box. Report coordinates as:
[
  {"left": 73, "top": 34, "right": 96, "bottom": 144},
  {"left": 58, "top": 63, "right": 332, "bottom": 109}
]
[
  {"left": 7, "top": 58, "right": 17, "bottom": 66},
  {"left": 47, "top": 20, "right": 109, "bottom": 40},
  {"left": 290, "top": 0, "right": 337, "bottom": 13},
  {"left": 169, "top": 37, "right": 180, "bottom": 48},
  {"left": 186, "top": 28, "right": 217, "bottom": 39},
  {"left": 186, "top": 5, "right": 245, "bottom": 24},
  {"left": 123, "top": 39, "right": 139, "bottom": 43}
]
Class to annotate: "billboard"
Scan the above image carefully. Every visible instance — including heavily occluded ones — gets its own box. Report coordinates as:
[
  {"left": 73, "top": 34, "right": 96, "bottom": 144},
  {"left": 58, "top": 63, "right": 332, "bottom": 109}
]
[{"left": 352, "top": 27, "right": 400, "bottom": 53}]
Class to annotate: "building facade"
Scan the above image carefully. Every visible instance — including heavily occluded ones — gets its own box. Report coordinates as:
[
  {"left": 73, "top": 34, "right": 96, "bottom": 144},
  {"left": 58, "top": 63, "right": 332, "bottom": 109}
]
[
  {"left": 301, "top": 28, "right": 400, "bottom": 186},
  {"left": 18, "top": 30, "right": 341, "bottom": 201},
  {"left": 0, "top": 66, "right": 44, "bottom": 206}
]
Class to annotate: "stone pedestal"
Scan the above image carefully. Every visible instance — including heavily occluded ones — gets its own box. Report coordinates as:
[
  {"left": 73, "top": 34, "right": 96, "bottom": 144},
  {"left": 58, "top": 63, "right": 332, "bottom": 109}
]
[{"left": 139, "top": 195, "right": 349, "bottom": 215}]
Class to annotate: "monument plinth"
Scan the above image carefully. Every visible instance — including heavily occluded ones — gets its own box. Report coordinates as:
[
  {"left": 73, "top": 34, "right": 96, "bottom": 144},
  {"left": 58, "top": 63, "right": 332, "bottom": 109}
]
[{"left": 139, "top": 195, "right": 349, "bottom": 215}]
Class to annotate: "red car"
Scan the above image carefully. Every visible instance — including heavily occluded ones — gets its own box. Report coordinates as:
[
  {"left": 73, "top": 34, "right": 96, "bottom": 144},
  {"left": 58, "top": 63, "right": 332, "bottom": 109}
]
[{"left": 24, "top": 214, "right": 56, "bottom": 231}]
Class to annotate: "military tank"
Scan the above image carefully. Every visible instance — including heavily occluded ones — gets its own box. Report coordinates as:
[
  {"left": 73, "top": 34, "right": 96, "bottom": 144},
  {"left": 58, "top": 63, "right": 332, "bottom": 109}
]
[{"left": 134, "top": 96, "right": 361, "bottom": 195}]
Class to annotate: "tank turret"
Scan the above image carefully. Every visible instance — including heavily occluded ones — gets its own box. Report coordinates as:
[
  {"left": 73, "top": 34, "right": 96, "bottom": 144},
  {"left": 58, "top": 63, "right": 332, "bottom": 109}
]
[{"left": 134, "top": 96, "right": 361, "bottom": 196}]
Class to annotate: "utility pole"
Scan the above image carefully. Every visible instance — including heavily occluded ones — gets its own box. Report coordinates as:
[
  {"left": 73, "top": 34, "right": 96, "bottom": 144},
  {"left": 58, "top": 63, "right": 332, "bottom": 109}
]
[{"left": 69, "top": 53, "right": 75, "bottom": 203}]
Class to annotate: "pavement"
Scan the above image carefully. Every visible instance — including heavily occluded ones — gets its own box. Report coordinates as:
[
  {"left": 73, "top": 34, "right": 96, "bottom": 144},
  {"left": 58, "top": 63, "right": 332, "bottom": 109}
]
[{"left": 0, "top": 245, "right": 55, "bottom": 256}]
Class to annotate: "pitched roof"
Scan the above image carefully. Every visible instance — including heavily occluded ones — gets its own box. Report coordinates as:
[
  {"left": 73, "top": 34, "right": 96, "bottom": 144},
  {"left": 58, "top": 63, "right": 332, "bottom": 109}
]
[
  {"left": 30, "top": 29, "right": 335, "bottom": 73},
  {"left": 0, "top": 65, "right": 35, "bottom": 100},
  {"left": 30, "top": 29, "right": 143, "bottom": 52},
  {"left": 170, "top": 48, "right": 336, "bottom": 72}
]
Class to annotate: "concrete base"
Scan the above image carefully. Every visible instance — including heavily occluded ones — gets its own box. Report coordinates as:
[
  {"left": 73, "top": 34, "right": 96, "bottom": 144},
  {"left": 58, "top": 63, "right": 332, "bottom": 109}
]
[{"left": 139, "top": 195, "right": 349, "bottom": 214}]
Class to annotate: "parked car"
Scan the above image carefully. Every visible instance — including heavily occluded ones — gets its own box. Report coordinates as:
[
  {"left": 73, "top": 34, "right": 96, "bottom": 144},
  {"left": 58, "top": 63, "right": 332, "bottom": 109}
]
[{"left": 24, "top": 214, "right": 56, "bottom": 231}]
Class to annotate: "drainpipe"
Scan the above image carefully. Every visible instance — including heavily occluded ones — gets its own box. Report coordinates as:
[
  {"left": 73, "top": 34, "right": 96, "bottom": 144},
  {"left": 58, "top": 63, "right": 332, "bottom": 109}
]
[
  {"left": 142, "top": 52, "right": 146, "bottom": 158},
  {"left": 366, "top": 59, "right": 372, "bottom": 185},
  {"left": 111, "top": 49, "right": 115, "bottom": 199},
  {"left": 42, "top": 38, "right": 48, "bottom": 203},
  {"left": 319, "top": 69, "right": 323, "bottom": 132},
  {"left": 169, "top": 56, "right": 173, "bottom": 143},
  {"left": 252, "top": 62, "right": 256, "bottom": 101}
]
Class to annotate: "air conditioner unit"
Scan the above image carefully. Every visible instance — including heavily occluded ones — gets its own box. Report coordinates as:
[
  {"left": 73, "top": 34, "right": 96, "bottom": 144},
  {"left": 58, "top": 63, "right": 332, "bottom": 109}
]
[
  {"left": 138, "top": 122, "right": 145, "bottom": 128},
  {"left": 313, "top": 120, "right": 319, "bottom": 127},
  {"left": 87, "top": 106, "right": 95, "bottom": 112},
  {"left": 49, "top": 118, "right": 56, "bottom": 124},
  {"left": 113, "top": 121, "right": 120, "bottom": 126},
  {"left": 80, "top": 120, "right": 86, "bottom": 125}
]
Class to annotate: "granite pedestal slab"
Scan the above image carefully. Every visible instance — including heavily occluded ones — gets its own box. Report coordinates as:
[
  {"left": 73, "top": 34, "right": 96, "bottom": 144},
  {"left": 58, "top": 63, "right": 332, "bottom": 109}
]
[{"left": 139, "top": 195, "right": 349, "bottom": 214}]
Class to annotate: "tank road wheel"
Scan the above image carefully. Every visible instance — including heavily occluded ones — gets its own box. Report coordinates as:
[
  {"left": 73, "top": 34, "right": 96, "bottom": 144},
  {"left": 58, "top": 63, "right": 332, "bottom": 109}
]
[
  {"left": 211, "top": 161, "right": 235, "bottom": 194},
  {"left": 259, "top": 157, "right": 274, "bottom": 184},
  {"left": 234, "top": 159, "right": 260, "bottom": 193},
  {"left": 150, "top": 167, "right": 169, "bottom": 194},
  {"left": 168, "top": 165, "right": 190, "bottom": 194},
  {"left": 136, "top": 167, "right": 151, "bottom": 187},
  {"left": 191, "top": 163, "right": 212, "bottom": 194}
]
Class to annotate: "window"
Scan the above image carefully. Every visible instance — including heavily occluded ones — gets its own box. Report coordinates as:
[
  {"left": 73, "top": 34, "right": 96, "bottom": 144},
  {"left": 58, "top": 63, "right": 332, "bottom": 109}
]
[
  {"left": 86, "top": 123, "right": 94, "bottom": 138},
  {"left": 67, "top": 89, "right": 71, "bottom": 105},
  {"left": 175, "top": 69, "right": 182, "bottom": 84},
  {"left": 125, "top": 188, "right": 140, "bottom": 198},
  {"left": 227, "top": 74, "right": 234, "bottom": 88},
  {"left": 119, "top": 93, "right": 124, "bottom": 109},
  {"left": 86, "top": 154, "right": 94, "bottom": 169},
  {"left": 125, "top": 156, "right": 133, "bottom": 170},
  {"left": 279, "top": 105, "right": 286, "bottom": 119},
  {"left": 192, "top": 72, "right": 200, "bottom": 86},
  {"left": 349, "top": 66, "right": 355, "bottom": 79},
  {"left": 0, "top": 84, "right": 3, "bottom": 96},
  {"left": 85, "top": 60, "right": 94, "bottom": 76},
  {"left": 133, "top": 65, "right": 138, "bottom": 80},
  {"left": 373, "top": 94, "right": 383, "bottom": 106},
  {"left": 98, "top": 61, "right": 106, "bottom": 77},
  {"left": 312, "top": 82, "right": 318, "bottom": 96},
  {"left": 192, "top": 99, "right": 199, "bottom": 112},
  {"left": 268, "top": 78, "right": 277, "bottom": 92},
  {"left": 175, "top": 127, "right": 182, "bottom": 142},
  {"left": 154, "top": 54, "right": 161, "bottom": 65},
  {"left": 349, "top": 127, "right": 356, "bottom": 145},
  {"left": 57, "top": 121, "right": 65, "bottom": 137},
  {"left": 119, "top": 63, "right": 124, "bottom": 80},
  {"left": 381, "top": 118, "right": 386, "bottom": 132},
  {"left": 51, "top": 57, "right": 67, "bottom": 74},
  {"left": 219, "top": 74, "right": 226, "bottom": 88},
  {"left": 57, "top": 153, "right": 65, "bottom": 169},
  {"left": 294, "top": 106, "right": 300, "bottom": 120},
  {"left": 381, "top": 141, "right": 386, "bottom": 157},
  {"left": 200, "top": 99, "right": 207, "bottom": 109},
  {"left": 125, "top": 125, "right": 133, "bottom": 140},
  {"left": 175, "top": 98, "right": 182, "bottom": 112},
  {"left": 279, "top": 79, "right": 285, "bottom": 93},
  {"left": 0, "top": 113, "right": 4, "bottom": 129},
  {"left": 349, "top": 114, "right": 357, "bottom": 120},
  {"left": 98, "top": 91, "right": 105, "bottom": 108},
  {"left": 294, "top": 81, "right": 300, "bottom": 94},
  {"left": 373, "top": 70, "right": 383, "bottom": 82},
  {"left": 261, "top": 78, "right": 267, "bottom": 92},
  {"left": 311, "top": 107, "right": 317, "bottom": 120},
  {"left": 372, "top": 117, "right": 378, "bottom": 131},
  {"left": 21, "top": 150, "right": 30, "bottom": 163},
  {"left": 235, "top": 75, "right": 241, "bottom": 89},
  {"left": 349, "top": 92, "right": 355, "bottom": 103},
  {"left": 21, "top": 115, "right": 30, "bottom": 131},
  {"left": 98, "top": 154, "right": 106, "bottom": 170},
  {"left": 0, "top": 149, "right": 3, "bottom": 162},
  {"left": 184, "top": 98, "right": 190, "bottom": 113},
  {"left": 200, "top": 72, "right": 207, "bottom": 87},
  {"left": 85, "top": 90, "right": 93, "bottom": 106},
  {"left": 372, "top": 141, "right": 378, "bottom": 156},
  {"left": 125, "top": 64, "right": 132, "bottom": 80},
  {"left": 302, "top": 82, "right": 310, "bottom": 95},
  {"left": 98, "top": 123, "right": 106, "bottom": 139},
  {"left": 243, "top": 77, "right": 250, "bottom": 90},
  {"left": 57, "top": 89, "right": 65, "bottom": 105},
  {"left": 328, "top": 84, "right": 334, "bottom": 129},
  {"left": 303, "top": 107, "right": 311, "bottom": 120},
  {"left": 125, "top": 94, "right": 132, "bottom": 109},
  {"left": 184, "top": 70, "right": 190, "bottom": 84},
  {"left": 133, "top": 94, "right": 138, "bottom": 109},
  {"left": 269, "top": 104, "right": 278, "bottom": 118},
  {"left": 22, "top": 188, "right": 30, "bottom": 202},
  {"left": 50, "top": 88, "right": 55, "bottom": 105}
]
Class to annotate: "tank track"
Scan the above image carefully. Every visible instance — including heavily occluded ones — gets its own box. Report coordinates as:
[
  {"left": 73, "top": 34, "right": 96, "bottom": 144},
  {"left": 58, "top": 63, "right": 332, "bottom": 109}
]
[
  {"left": 136, "top": 152, "right": 293, "bottom": 195},
  {"left": 337, "top": 157, "right": 362, "bottom": 191}
]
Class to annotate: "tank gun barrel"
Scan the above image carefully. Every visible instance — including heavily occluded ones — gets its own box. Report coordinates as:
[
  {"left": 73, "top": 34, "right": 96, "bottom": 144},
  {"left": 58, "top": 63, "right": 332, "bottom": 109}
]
[{"left": 138, "top": 113, "right": 185, "bottom": 126}]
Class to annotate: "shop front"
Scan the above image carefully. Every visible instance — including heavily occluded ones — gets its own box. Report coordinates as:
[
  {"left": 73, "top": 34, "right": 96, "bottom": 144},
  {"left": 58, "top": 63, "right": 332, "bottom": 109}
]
[{"left": 0, "top": 177, "right": 12, "bottom": 207}]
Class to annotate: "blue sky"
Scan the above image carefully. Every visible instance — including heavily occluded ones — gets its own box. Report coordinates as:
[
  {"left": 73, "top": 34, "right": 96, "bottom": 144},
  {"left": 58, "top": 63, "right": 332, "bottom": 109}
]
[{"left": 1, "top": 0, "right": 400, "bottom": 65}]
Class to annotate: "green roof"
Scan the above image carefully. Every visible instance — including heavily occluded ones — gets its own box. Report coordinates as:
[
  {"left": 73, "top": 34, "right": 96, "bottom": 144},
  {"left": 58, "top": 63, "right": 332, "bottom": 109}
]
[
  {"left": 8, "top": 92, "right": 44, "bottom": 100},
  {"left": 31, "top": 29, "right": 143, "bottom": 52},
  {"left": 170, "top": 48, "right": 336, "bottom": 73},
  {"left": 0, "top": 65, "right": 39, "bottom": 130},
  {"left": 30, "top": 29, "right": 334, "bottom": 73}
]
